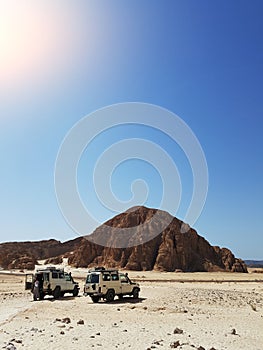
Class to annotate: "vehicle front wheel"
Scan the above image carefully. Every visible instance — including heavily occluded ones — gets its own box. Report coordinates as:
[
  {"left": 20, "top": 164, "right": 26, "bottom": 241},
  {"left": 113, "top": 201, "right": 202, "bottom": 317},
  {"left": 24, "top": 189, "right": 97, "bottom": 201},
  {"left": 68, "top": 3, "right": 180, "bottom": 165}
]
[
  {"left": 132, "top": 288, "right": 139, "bottom": 299},
  {"left": 91, "top": 296, "right": 100, "bottom": 303},
  {"left": 105, "top": 289, "right": 115, "bottom": 302}
]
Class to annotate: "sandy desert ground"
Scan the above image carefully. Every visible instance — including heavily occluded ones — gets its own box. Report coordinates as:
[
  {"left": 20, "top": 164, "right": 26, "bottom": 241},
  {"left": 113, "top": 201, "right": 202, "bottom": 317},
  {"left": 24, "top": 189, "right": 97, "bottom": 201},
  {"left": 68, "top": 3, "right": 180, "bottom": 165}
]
[{"left": 0, "top": 270, "right": 262, "bottom": 350}]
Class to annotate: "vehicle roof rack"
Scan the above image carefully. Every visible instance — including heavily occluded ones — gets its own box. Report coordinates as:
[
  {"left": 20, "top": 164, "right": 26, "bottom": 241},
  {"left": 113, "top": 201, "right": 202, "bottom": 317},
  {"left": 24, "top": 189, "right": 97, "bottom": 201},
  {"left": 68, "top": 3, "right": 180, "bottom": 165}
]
[
  {"left": 94, "top": 266, "right": 105, "bottom": 271},
  {"left": 35, "top": 266, "right": 64, "bottom": 272},
  {"left": 89, "top": 267, "right": 118, "bottom": 273}
]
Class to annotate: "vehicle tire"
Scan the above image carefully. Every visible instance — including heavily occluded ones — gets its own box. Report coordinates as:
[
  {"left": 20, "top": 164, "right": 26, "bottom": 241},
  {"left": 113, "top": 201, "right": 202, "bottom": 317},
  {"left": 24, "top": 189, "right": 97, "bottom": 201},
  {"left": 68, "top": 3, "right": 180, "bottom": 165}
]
[
  {"left": 91, "top": 296, "right": 100, "bottom": 303},
  {"left": 53, "top": 286, "right": 61, "bottom": 299},
  {"left": 39, "top": 291, "right": 45, "bottom": 300},
  {"left": 132, "top": 288, "right": 139, "bottom": 299},
  {"left": 72, "top": 286, "right": 79, "bottom": 297},
  {"left": 105, "top": 289, "right": 115, "bottom": 302}
]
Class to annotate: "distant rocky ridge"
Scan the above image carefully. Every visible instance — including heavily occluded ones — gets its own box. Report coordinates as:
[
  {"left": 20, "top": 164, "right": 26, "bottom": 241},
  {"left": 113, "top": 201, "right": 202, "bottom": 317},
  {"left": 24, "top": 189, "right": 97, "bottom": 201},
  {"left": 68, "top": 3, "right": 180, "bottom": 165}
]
[
  {"left": 244, "top": 260, "right": 263, "bottom": 268},
  {"left": 0, "top": 206, "right": 247, "bottom": 272},
  {"left": 0, "top": 237, "right": 82, "bottom": 270}
]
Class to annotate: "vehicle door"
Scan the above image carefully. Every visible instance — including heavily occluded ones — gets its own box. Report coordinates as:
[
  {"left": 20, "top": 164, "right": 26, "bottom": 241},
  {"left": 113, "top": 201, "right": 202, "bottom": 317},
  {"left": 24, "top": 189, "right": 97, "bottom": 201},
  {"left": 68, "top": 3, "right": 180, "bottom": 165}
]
[
  {"left": 119, "top": 273, "right": 132, "bottom": 294},
  {"left": 42, "top": 272, "right": 50, "bottom": 291},
  {"left": 64, "top": 272, "right": 74, "bottom": 291},
  {"left": 109, "top": 272, "right": 121, "bottom": 294},
  {"left": 85, "top": 272, "right": 101, "bottom": 294},
  {"left": 25, "top": 274, "right": 33, "bottom": 290},
  {"left": 58, "top": 271, "right": 67, "bottom": 291},
  {"left": 50, "top": 271, "right": 62, "bottom": 290}
]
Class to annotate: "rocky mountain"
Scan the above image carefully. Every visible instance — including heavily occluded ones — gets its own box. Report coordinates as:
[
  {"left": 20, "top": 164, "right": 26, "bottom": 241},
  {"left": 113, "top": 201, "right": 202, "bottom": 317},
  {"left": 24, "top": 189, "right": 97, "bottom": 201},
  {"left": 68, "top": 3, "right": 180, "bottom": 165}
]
[
  {"left": 0, "top": 206, "right": 247, "bottom": 272},
  {"left": 68, "top": 206, "right": 247, "bottom": 272},
  {"left": 0, "top": 237, "right": 82, "bottom": 270}
]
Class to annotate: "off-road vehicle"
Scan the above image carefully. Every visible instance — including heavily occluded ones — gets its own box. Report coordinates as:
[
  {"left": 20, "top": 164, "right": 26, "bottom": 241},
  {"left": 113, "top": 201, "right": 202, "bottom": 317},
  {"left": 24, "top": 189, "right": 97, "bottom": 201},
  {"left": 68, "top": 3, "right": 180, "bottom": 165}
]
[
  {"left": 25, "top": 267, "right": 79, "bottom": 299},
  {"left": 83, "top": 267, "right": 140, "bottom": 303}
]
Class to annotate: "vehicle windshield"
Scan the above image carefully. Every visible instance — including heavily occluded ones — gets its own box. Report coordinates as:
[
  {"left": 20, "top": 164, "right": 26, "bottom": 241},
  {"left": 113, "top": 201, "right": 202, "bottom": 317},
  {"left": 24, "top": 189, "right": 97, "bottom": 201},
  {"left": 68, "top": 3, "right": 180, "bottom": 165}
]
[{"left": 86, "top": 273, "right": 99, "bottom": 284}]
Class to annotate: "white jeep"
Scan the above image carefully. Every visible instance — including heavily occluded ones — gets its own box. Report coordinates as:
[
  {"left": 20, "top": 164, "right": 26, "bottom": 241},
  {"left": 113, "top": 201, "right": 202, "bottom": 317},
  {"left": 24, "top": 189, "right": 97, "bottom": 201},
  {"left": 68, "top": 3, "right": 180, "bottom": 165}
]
[
  {"left": 26, "top": 267, "right": 79, "bottom": 299},
  {"left": 83, "top": 267, "right": 140, "bottom": 303}
]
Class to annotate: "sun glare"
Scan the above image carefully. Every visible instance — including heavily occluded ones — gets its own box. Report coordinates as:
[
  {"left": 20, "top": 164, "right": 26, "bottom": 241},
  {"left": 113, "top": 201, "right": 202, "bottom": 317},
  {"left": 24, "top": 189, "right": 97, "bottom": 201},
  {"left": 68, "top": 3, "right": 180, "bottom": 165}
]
[{"left": 0, "top": 1, "right": 61, "bottom": 87}]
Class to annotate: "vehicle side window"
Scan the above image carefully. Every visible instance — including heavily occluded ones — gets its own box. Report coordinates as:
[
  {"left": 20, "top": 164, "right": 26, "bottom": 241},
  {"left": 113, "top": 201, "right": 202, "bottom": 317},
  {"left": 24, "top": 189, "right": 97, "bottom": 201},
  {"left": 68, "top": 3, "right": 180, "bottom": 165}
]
[
  {"left": 103, "top": 274, "right": 110, "bottom": 281},
  {"left": 43, "top": 273, "right": 49, "bottom": 282},
  {"left": 52, "top": 272, "right": 58, "bottom": 279},
  {"left": 111, "top": 273, "right": 119, "bottom": 281},
  {"left": 86, "top": 274, "right": 91, "bottom": 283},
  {"left": 86, "top": 274, "right": 99, "bottom": 284},
  {"left": 59, "top": 272, "right": 64, "bottom": 279}
]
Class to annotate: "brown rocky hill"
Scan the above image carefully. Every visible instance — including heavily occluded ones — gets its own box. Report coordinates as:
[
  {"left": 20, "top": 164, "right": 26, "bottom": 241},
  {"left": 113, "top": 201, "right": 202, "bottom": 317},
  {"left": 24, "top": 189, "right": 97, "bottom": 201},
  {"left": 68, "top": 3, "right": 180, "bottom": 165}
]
[
  {"left": 0, "top": 207, "right": 247, "bottom": 272},
  {"left": 0, "top": 237, "right": 82, "bottom": 270},
  {"left": 68, "top": 206, "right": 247, "bottom": 272}
]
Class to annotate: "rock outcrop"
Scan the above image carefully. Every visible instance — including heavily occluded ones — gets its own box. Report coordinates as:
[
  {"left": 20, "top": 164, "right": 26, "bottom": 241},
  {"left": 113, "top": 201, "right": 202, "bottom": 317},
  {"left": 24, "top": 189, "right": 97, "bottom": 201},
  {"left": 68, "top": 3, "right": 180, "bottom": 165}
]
[
  {"left": 0, "top": 207, "right": 247, "bottom": 272},
  {"left": 7, "top": 255, "right": 38, "bottom": 270},
  {"left": 44, "top": 256, "right": 63, "bottom": 265},
  {"left": 68, "top": 206, "right": 247, "bottom": 272},
  {"left": 0, "top": 238, "right": 82, "bottom": 270}
]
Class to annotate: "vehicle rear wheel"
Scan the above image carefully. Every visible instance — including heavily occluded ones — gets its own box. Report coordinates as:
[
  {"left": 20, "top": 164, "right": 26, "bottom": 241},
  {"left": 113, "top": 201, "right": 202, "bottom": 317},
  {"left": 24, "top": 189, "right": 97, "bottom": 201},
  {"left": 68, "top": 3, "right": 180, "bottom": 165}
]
[
  {"left": 53, "top": 286, "right": 61, "bottom": 299},
  {"left": 106, "top": 289, "right": 115, "bottom": 302},
  {"left": 91, "top": 296, "right": 100, "bottom": 303},
  {"left": 72, "top": 286, "right": 79, "bottom": 297},
  {"left": 132, "top": 288, "right": 139, "bottom": 299}
]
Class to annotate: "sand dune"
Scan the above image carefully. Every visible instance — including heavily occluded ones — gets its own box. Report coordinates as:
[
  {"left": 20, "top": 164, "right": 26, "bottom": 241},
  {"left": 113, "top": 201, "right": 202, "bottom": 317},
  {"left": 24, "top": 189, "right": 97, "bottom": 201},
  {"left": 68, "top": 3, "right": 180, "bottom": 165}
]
[{"left": 0, "top": 271, "right": 262, "bottom": 350}]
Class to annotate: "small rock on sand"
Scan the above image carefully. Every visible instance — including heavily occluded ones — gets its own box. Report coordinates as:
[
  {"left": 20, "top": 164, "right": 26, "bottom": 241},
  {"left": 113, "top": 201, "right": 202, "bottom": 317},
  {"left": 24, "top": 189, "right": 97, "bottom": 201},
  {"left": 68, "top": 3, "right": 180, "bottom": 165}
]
[
  {"left": 173, "top": 327, "right": 183, "bottom": 334},
  {"left": 170, "top": 341, "right": 180, "bottom": 348},
  {"left": 62, "top": 317, "right": 71, "bottom": 324}
]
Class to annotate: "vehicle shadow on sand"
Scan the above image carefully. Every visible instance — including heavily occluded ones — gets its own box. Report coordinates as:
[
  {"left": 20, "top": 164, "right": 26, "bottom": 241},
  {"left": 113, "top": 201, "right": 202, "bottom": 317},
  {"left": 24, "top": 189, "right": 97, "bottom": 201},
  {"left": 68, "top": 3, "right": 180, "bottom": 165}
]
[
  {"left": 35, "top": 295, "right": 80, "bottom": 302},
  {"left": 36, "top": 295, "right": 146, "bottom": 304},
  {"left": 97, "top": 297, "right": 146, "bottom": 304}
]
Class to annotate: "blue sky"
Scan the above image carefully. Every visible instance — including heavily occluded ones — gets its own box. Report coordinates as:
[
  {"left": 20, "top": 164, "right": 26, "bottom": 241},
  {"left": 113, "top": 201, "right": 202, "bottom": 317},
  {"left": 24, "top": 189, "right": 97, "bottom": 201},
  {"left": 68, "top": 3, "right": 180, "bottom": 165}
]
[{"left": 0, "top": 0, "right": 262, "bottom": 259}]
